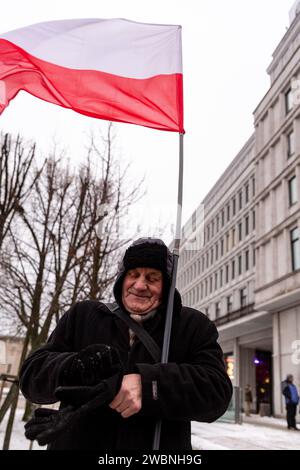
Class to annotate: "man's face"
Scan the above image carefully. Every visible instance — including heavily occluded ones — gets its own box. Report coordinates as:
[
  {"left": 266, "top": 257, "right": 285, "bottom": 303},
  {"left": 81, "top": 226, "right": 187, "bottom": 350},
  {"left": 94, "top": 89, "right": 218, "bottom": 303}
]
[{"left": 122, "top": 267, "right": 163, "bottom": 314}]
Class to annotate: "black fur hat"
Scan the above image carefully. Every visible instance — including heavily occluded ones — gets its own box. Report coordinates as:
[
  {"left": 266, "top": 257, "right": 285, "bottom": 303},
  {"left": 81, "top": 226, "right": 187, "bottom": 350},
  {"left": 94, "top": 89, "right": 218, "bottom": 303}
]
[
  {"left": 113, "top": 238, "right": 181, "bottom": 310},
  {"left": 123, "top": 238, "right": 172, "bottom": 277}
]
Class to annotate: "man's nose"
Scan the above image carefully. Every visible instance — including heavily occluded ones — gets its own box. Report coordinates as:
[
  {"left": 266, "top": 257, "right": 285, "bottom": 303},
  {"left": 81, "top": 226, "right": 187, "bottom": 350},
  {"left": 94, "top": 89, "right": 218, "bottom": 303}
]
[{"left": 133, "top": 276, "right": 148, "bottom": 290}]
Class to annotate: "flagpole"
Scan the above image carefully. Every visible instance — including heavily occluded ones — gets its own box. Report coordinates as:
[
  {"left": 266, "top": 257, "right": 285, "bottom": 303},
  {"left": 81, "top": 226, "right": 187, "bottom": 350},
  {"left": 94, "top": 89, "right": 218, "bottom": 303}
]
[{"left": 152, "top": 132, "right": 184, "bottom": 450}]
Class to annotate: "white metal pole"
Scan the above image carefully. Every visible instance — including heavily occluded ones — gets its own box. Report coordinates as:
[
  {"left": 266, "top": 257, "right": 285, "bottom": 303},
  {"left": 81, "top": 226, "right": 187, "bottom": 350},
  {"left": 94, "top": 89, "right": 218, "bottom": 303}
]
[{"left": 153, "top": 132, "right": 184, "bottom": 450}]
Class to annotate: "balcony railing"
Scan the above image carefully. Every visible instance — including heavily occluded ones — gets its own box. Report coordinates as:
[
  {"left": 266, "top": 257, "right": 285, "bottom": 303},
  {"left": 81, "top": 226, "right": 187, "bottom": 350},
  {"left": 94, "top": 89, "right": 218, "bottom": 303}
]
[{"left": 214, "top": 303, "right": 255, "bottom": 327}]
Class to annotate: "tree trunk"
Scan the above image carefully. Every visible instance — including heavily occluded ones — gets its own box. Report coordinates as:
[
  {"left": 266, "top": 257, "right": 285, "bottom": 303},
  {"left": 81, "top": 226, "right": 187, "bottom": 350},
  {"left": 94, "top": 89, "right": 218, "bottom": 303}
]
[
  {"left": 22, "top": 399, "right": 34, "bottom": 422},
  {"left": 0, "top": 325, "right": 30, "bottom": 425},
  {"left": 2, "top": 385, "right": 19, "bottom": 450},
  {"left": 0, "top": 384, "right": 16, "bottom": 425}
]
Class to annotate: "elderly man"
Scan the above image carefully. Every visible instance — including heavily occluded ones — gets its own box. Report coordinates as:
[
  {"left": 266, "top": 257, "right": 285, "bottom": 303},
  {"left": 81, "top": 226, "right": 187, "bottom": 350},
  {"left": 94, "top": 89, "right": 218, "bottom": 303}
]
[{"left": 20, "top": 238, "right": 232, "bottom": 450}]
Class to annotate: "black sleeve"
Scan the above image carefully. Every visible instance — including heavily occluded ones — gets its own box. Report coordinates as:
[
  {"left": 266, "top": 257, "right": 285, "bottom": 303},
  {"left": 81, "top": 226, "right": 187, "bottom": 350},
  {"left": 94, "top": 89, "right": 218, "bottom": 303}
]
[
  {"left": 19, "top": 303, "right": 79, "bottom": 404},
  {"left": 135, "top": 319, "right": 232, "bottom": 422}
]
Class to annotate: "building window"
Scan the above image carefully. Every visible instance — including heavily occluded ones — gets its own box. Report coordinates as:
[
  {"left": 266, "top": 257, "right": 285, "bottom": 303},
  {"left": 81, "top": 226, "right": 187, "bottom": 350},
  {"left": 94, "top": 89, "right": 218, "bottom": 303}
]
[
  {"left": 238, "top": 254, "right": 242, "bottom": 275},
  {"left": 231, "top": 260, "right": 235, "bottom": 279},
  {"left": 226, "top": 232, "right": 230, "bottom": 252},
  {"left": 207, "top": 225, "right": 210, "bottom": 241},
  {"left": 232, "top": 227, "right": 236, "bottom": 247},
  {"left": 206, "top": 252, "right": 209, "bottom": 268},
  {"left": 225, "top": 264, "right": 229, "bottom": 283},
  {"left": 205, "top": 279, "right": 208, "bottom": 297},
  {"left": 221, "top": 238, "right": 224, "bottom": 256},
  {"left": 200, "top": 283, "right": 203, "bottom": 299},
  {"left": 227, "top": 204, "right": 230, "bottom": 222},
  {"left": 245, "top": 184, "right": 249, "bottom": 203},
  {"left": 192, "top": 211, "right": 196, "bottom": 232},
  {"left": 210, "top": 276, "right": 213, "bottom": 293},
  {"left": 287, "top": 130, "right": 295, "bottom": 158},
  {"left": 238, "top": 221, "right": 242, "bottom": 241},
  {"left": 216, "top": 243, "right": 219, "bottom": 260},
  {"left": 252, "top": 177, "right": 255, "bottom": 196},
  {"left": 215, "top": 302, "right": 221, "bottom": 318},
  {"left": 210, "top": 248, "right": 214, "bottom": 265},
  {"left": 232, "top": 197, "right": 236, "bottom": 216},
  {"left": 253, "top": 246, "right": 256, "bottom": 266},
  {"left": 252, "top": 209, "right": 256, "bottom": 230},
  {"left": 220, "top": 268, "right": 223, "bottom": 287},
  {"left": 245, "top": 249, "right": 249, "bottom": 271},
  {"left": 214, "top": 272, "right": 218, "bottom": 291},
  {"left": 288, "top": 176, "right": 298, "bottom": 206},
  {"left": 245, "top": 215, "right": 249, "bottom": 236},
  {"left": 227, "top": 295, "right": 233, "bottom": 313},
  {"left": 221, "top": 210, "right": 225, "bottom": 227},
  {"left": 285, "top": 88, "right": 293, "bottom": 114},
  {"left": 238, "top": 190, "right": 242, "bottom": 210},
  {"left": 240, "top": 288, "right": 247, "bottom": 308},
  {"left": 291, "top": 227, "right": 300, "bottom": 271},
  {"left": 216, "top": 215, "right": 219, "bottom": 232}
]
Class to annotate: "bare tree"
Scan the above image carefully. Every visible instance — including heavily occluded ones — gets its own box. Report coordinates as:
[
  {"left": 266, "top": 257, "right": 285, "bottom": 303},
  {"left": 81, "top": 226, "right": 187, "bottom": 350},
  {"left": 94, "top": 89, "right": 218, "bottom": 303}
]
[
  {"left": 0, "top": 133, "right": 41, "bottom": 251},
  {"left": 0, "top": 124, "right": 143, "bottom": 446}
]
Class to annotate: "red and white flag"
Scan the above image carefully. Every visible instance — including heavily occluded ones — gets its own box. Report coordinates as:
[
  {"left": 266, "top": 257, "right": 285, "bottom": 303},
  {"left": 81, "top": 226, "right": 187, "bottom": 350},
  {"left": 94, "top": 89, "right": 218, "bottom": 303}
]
[{"left": 0, "top": 18, "right": 184, "bottom": 132}]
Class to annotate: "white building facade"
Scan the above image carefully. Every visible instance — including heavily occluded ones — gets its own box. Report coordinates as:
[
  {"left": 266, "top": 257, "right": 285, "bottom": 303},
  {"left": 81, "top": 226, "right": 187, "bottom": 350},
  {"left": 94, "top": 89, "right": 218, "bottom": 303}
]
[{"left": 177, "top": 7, "right": 300, "bottom": 417}]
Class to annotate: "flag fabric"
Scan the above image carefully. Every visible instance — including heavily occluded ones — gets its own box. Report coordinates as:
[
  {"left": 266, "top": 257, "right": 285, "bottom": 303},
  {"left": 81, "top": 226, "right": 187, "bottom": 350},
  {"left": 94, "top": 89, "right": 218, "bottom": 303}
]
[{"left": 0, "top": 18, "right": 184, "bottom": 133}]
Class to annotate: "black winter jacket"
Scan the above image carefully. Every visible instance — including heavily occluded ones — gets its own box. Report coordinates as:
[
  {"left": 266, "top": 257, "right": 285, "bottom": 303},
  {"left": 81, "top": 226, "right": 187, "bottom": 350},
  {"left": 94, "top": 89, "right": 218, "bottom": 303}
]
[{"left": 20, "top": 299, "right": 232, "bottom": 450}]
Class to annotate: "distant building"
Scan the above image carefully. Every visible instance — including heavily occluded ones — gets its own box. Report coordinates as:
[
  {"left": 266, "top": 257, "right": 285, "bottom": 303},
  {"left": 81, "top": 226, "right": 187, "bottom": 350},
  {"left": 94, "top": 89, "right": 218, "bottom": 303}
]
[
  {"left": 177, "top": 6, "right": 300, "bottom": 417},
  {"left": 0, "top": 336, "right": 24, "bottom": 377}
]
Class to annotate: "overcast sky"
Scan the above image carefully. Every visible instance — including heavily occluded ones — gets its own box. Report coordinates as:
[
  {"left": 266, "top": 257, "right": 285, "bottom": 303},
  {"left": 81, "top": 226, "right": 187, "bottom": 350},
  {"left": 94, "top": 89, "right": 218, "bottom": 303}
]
[{"left": 0, "top": 0, "right": 293, "bottom": 243}]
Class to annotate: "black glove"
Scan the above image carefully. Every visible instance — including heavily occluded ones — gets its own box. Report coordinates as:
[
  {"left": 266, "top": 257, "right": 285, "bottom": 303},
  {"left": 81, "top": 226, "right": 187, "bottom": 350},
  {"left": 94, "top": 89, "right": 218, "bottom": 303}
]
[
  {"left": 61, "top": 343, "right": 122, "bottom": 386},
  {"left": 55, "top": 371, "right": 123, "bottom": 407},
  {"left": 24, "top": 406, "right": 75, "bottom": 446},
  {"left": 25, "top": 372, "right": 122, "bottom": 446}
]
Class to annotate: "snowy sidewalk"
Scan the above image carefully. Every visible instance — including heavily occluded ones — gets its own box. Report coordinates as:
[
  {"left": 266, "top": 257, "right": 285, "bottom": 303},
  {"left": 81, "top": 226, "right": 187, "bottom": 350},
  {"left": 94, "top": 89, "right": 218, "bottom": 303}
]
[
  {"left": 242, "top": 414, "right": 298, "bottom": 430},
  {"left": 191, "top": 414, "right": 300, "bottom": 450},
  {"left": 1, "top": 409, "right": 299, "bottom": 450},
  {"left": 0, "top": 408, "right": 45, "bottom": 450}
]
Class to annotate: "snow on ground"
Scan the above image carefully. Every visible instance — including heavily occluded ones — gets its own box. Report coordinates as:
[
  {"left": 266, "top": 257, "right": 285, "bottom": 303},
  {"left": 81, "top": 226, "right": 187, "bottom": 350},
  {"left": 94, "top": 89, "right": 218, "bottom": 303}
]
[
  {"left": 0, "top": 408, "right": 45, "bottom": 450},
  {"left": 1, "top": 408, "right": 299, "bottom": 450},
  {"left": 191, "top": 415, "right": 300, "bottom": 450}
]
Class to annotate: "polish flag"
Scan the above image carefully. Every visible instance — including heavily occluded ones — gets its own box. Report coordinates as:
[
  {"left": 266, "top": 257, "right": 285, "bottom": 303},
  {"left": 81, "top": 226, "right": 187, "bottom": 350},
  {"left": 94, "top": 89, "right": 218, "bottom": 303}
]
[{"left": 0, "top": 18, "right": 184, "bottom": 133}]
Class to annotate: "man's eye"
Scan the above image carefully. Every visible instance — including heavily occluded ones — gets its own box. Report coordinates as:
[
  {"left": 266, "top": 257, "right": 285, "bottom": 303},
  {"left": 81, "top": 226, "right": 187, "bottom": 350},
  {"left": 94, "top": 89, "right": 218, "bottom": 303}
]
[{"left": 129, "top": 271, "right": 139, "bottom": 278}]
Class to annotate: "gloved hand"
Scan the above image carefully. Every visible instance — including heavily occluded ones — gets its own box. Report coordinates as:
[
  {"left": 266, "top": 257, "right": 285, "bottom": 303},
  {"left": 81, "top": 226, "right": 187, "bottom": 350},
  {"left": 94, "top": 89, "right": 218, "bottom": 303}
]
[
  {"left": 56, "top": 371, "right": 123, "bottom": 407},
  {"left": 25, "top": 372, "right": 123, "bottom": 446},
  {"left": 24, "top": 406, "right": 75, "bottom": 446},
  {"left": 61, "top": 343, "right": 122, "bottom": 386}
]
